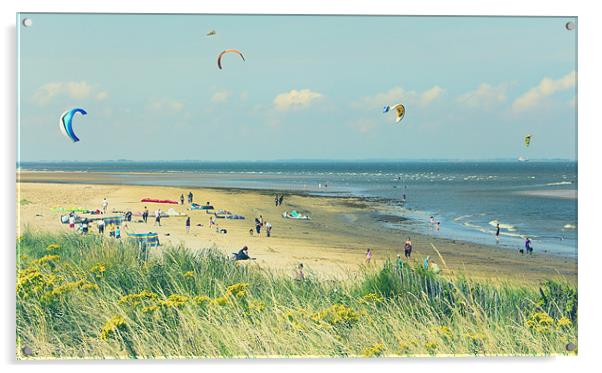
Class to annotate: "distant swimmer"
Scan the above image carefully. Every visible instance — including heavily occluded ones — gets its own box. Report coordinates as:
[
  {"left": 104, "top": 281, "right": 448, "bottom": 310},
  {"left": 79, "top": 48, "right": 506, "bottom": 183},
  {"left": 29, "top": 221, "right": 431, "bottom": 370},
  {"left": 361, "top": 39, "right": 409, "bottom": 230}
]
[{"left": 496, "top": 223, "right": 500, "bottom": 243}]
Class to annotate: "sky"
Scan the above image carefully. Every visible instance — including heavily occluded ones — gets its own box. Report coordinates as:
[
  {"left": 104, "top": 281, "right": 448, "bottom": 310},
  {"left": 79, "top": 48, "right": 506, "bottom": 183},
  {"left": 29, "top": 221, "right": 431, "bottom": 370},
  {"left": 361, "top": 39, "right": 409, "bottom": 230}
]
[{"left": 17, "top": 14, "right": 577, "bottom": 161}]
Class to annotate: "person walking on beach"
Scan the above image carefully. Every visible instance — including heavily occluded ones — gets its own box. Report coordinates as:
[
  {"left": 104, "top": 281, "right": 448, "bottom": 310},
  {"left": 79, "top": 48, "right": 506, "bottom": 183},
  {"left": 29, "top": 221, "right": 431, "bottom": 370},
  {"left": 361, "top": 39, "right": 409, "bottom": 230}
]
[
  {"left": 155, "top": 209, "right": 162, "bottom": 226},
  {"left": 142, "top": 206, "right": 149, "bottom": 223},
  {"left": 188, "top": 191, "right": 193, "bottom": 204},
  {"left": 496, "top": 223, "right": 500, "bottom": 243},
  {"left": 275, "top": 194, "right": 279, "bottom": 207},
  {"left": 185, "top": 217, "right": 191, "bottom": 234},
  {"left": 255, "top": 217, "right": 262, "bottom": 236},
  {"left": 365, "top": 248, "right": 373, "bottom": 264},
  {"left": 97, "top": 219, "right": 105, "bottom": 235},
  {"left": 525, "top": 237, "right": 533, "bottom": 255},
  {"left": 115, "top": 225, "right": 121, "bottom": 239},
  {"left": 102, "top": 198, "right": 109, "bottom": 214},
  {"left": 404, "top": 237, "right": 413, "bottom": 258},
  {"left": 180, "top": 194, "right": 185, "bottom": 205},
  {"left": 396, "top": 254, "right": 404, "bottom": 272},
  {"left": 265, "top": 221, "right": 272, "bottom": 237},
  {"left": 209, "top": 216, "right": 216, "bottom": 228},
  {"left": 279, "top": 195, "right": 284, "bottom": 206}
]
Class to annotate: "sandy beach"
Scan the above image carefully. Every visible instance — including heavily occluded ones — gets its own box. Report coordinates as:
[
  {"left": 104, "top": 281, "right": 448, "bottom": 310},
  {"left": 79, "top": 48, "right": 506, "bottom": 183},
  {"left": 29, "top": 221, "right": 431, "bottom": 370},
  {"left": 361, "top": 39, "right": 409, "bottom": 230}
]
[{"left": 17, "top": 171, "right": 577, "bottom": 283}]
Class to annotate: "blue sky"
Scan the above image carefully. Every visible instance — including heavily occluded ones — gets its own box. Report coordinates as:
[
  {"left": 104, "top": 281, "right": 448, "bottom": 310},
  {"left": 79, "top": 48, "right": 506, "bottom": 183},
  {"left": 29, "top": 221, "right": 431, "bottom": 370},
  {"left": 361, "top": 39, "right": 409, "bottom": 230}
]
[{"left": 18, "top": 14, "right": 577, "bottom": 161}]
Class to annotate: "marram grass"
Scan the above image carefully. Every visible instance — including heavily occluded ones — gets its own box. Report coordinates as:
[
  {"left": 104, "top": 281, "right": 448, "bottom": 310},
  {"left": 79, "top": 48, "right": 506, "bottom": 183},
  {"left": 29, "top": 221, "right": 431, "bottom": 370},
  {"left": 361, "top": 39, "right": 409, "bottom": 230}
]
[{"left": 16, "top": 231, "right": 577, "bottom": 359}]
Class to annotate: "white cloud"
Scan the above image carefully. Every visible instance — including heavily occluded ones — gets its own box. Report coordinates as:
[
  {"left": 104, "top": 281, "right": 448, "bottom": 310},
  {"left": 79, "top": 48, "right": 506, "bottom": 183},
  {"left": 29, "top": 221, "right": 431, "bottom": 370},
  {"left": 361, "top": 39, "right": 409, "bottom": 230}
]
[
  {"left": 273, "top": 89, "right": 323, "bottom": 111},
  {"left": 32, "top": 81, "right": 106, "bottom": 105},
  {"left": 355, "top": 85, "right": 444, "bottom": 109},
  {"left": 96, "top": 91, "right": 109, "bottom": 100},
  {"left": 211, "top": 90, "right": 230, "bottom": 103},
  {"left": 457, "top": 83, "right": 508, "bottom": 109},
  {"left": 420, "top": 86, "right": 445, "bottom": 106},
  {"left": 512, "top": 71, "right": 576, "bottom": 111},
  {"left": 146, "top": 98, "right": 185, "bottom": 112}
]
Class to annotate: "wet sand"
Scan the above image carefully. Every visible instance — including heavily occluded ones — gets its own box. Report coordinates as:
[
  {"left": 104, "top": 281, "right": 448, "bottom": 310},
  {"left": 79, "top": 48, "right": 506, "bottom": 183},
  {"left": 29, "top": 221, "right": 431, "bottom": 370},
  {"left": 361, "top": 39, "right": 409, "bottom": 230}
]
[{"left": 17, "top": 171, "right": 577, "bottom": 284}]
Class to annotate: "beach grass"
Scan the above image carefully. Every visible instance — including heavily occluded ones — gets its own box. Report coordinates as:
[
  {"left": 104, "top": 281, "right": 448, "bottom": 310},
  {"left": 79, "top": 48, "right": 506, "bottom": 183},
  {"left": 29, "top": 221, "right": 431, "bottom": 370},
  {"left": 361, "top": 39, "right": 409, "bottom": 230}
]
[{"left": 16, "top": 230, "right": 577, "bottom": 359}]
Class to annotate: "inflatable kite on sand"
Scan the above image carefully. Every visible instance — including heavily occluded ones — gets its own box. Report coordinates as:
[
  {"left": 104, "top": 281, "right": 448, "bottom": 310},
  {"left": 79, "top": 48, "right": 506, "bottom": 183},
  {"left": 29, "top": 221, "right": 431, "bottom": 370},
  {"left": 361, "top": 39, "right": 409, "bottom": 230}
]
[{"left": 59, "top": 108, "right": 87, "bottom": 142}]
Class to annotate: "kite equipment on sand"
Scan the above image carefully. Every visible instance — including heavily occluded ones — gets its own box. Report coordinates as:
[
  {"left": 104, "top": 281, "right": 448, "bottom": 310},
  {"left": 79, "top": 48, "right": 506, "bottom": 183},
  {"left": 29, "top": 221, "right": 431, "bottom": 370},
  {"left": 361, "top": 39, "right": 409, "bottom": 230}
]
[
  {"left": 140, "top": 198, "right": 179, "bottom": 205},
  {"left": 217, "top": 49, "right": 245, "bottom": 69},
  {"left": 282, "top": 210, "right": 311, "bottom": 220},
  {"left": 59, "top": 108, "right": 87, "bottom": 142}
]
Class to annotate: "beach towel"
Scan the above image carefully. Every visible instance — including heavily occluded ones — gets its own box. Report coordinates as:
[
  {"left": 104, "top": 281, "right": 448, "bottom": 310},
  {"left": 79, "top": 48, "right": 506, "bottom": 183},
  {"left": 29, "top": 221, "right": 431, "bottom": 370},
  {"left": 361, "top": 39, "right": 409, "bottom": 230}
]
[
  {"left": 127, "top": 232, "right": 160, "bottom": 248},
  {"left": 141, "top": 198, "right": 179, "bottom": 205},
  {"left": 191, "top": 203, "right": 214, "bottom": 210},
  {"left": 282, "top": 211, "right": 311, "bottom": 220}
]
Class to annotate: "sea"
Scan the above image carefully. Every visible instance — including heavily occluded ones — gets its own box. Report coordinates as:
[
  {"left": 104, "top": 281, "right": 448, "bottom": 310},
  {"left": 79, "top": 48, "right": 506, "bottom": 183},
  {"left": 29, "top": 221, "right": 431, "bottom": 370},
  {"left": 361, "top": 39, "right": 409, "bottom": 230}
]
[{"left": 18, "top": 160, "right": 578, "bottom": 257}]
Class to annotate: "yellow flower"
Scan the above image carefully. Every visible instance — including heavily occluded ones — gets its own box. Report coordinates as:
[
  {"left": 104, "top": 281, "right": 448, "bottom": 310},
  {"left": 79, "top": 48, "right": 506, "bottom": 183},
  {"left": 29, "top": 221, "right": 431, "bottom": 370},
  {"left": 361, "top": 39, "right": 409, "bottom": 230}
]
[
  {"left": 46, "top": 243, "right": 61, "bottom": 252},
  {"left": 312, "top": 304, "right": 359, "bottom": 327},
  {"left": 398, "top": 341, "right": 413, "bottom": 354},
  {"left": 359, "top": 293, "right": 384, "bottom": 304},
  {"left": 425, "top": 341, "right": 438, "bottom": 353},
  {"left": 100, "top": 316, "right": 127, "bottom": 341},
  {"left": 362, "top": 342, "right": 385, "bottom": 357},
  {"left": 31, "top": 255, "right": 60, "bottom": 267},
  {"left": 42, "top": 279, "right": 98, "bottom": 302},
  {"left": 183, "top": 271, "right": 194, "bottom": 279},
  {"left": 90, "top": 263, "right": 106, "bottom": 276},
  {"left": 557, "top": 316, "right": 573, "bottom": 329},
  {"left": 141, "top": 305, "right": 160, "bottom": 313},
  {"left": 225, "top": 282, "right": 250, "bottom": 298},
  {"left": 525, "top": 311, "right": 555, "bottom": 333},
  {"left": 17, "top": 267, "right": 56, "bottom": 297},
  {"left": 158, "top": 294, "right": 190, "bottom": 309},
  {"left": 192, "top": 295, "right": 212, "bottom": 305},
  {"left": 434, "top": 325, "right": 452, "bottom": 339},
  {"left": 119, "top": 290, "right": 158, "bottom": 307},
  {"left": 211, "top": 296, "right": 229, "bottom": 306}
]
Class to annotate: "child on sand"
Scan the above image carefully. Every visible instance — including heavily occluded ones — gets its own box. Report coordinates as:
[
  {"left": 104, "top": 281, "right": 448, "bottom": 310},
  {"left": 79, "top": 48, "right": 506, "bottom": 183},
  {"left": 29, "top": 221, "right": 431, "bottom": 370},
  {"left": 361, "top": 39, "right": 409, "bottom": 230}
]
[
  {"left": 295, "top": 263, "right": 305, "bottom": 281},
  {"left": 265, "top": 221, "right": 272, "bottom": 237}
]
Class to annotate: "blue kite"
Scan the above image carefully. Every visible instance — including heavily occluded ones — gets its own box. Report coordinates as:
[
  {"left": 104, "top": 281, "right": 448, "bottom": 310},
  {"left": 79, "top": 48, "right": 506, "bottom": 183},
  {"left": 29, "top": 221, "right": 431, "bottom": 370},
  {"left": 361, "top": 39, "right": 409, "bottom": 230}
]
[{"left": 59, "top": 108, "right": 87, "bottom": 142}]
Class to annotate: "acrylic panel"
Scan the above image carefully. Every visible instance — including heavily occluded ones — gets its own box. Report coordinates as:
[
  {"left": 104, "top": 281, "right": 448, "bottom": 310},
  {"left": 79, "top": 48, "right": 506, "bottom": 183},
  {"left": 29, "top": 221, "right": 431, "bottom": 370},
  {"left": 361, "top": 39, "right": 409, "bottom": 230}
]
[{"left": 16, "top": 13, "right": 577, "bottom": 359}]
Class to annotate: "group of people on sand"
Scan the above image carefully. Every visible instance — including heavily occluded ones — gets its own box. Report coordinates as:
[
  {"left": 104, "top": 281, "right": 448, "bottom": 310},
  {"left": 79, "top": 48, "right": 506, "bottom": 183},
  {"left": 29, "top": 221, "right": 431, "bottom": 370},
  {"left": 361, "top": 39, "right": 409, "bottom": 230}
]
[
  {"left": 252, "top": 215, "right": 272, "bottom": 237},
  {"left": 274, "top": 194, "right": 284, "bottom": 207},
  {"left": 179, "top": 192, "right": 194, "bottom": 205},
  {"left": 429, "top": 216, "right": 441, "bottom": 232},
  {"left": 494, "top": 222, "right": 536, "bottom": 255}
]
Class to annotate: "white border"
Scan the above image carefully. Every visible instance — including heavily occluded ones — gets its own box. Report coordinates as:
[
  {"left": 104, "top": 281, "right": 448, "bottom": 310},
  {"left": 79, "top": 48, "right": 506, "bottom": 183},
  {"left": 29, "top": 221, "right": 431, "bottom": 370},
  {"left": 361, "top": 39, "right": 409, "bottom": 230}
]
[{"left": 3, "top": 1, "right": 601, "bottom": 372}]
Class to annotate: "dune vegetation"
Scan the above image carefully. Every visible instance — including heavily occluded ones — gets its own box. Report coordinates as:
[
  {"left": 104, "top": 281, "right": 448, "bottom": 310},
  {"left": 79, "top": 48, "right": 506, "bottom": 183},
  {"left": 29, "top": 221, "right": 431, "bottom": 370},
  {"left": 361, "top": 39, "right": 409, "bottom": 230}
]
[{"left": 16, "top": 230, "right": 577, "bottom": 359}]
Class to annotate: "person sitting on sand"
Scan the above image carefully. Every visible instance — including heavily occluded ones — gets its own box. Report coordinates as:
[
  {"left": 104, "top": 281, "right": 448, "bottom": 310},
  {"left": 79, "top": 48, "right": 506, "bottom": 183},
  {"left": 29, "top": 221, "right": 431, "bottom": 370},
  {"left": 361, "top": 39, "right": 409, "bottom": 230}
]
[
  {"left": 365, "top": 248, "right": 373, "bottom": 264},
  {"left": 233, "top": 246, "right": 254, "bottom": 261},
  {"left": 404, "top": 237, "right": 413, "bottom": 258},
  {"left": 295, "top": 263, "right": 305, "bottom": 281}
]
